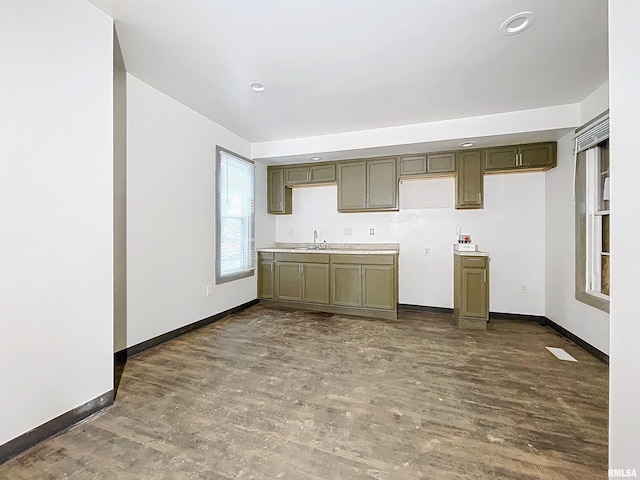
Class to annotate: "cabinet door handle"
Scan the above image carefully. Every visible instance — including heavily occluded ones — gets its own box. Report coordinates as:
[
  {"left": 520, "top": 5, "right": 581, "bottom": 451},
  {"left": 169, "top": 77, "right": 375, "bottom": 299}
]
[
  {"left": 299, "top": 264, "right": 302, "bottom": 274},
  {"left": 477, "top": 192, "right": 481, "bottom": 204},
  {"left": 360, "top": 266, "right": 363, "bottom": 277},
  {"left": 483, "top": 271, "right": 487, "bottom": 282},
  {"left": 270, "top": 263, "right": 273, "bottom": 272},
  {"left": 307, "top": 171, "right": 311, "bottom": 182}
]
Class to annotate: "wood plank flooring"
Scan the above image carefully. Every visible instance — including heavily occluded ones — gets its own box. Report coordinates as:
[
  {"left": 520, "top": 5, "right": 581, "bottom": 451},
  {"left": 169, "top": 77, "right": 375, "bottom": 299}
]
[{"left": 0, "top": 305, "right": 608, "bottom": 479}]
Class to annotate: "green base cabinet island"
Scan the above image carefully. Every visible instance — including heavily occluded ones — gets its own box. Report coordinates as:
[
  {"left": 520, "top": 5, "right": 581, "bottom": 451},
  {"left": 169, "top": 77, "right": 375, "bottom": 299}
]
[
  {"left": 453, "top": 252, "right": 490, "bottom": 329},
  {"left": 258, "top": 249, "right": 398, "bottom": 320}
]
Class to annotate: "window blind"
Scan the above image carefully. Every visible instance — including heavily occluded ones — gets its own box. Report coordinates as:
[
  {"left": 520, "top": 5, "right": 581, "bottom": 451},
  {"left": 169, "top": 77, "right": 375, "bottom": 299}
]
[
  {"left": 216, "top": 149, "right": 255, "bottom": 282},
  {"left": 575, "top": 113, "right": 609, "bottom": 153}
]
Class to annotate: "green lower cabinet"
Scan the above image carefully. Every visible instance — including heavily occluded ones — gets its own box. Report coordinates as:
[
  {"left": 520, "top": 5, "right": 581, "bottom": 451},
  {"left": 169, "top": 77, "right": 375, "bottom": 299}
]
[
  {"left": 453, "top": 254, "right": 489, "bottom": 329},
  {"left": 331, "top": 264, "right": 362, "bottom": 307},
  {"left": 262, "top": 251, "right": 398, "bottom": 319},
  {"left": 258, "top": 255, "right": 274, "bottom": 299},
  {"left": 362, "top": 265, "right": 395, "bottom": 310},
  {"left": 461, "top": 268, "right": 487, "bottom": 319},
  {"left": 275, "top": 261, "right": 329, "bottom": 304},
  {"left": 275, "top": 262, "right": 303, "bottom": 301},
  {"left": 330, "top": 263, "right": 396, "bottom": 311},
  {"left": 301, "top": 263, "right": 330, "bottom": 304}
]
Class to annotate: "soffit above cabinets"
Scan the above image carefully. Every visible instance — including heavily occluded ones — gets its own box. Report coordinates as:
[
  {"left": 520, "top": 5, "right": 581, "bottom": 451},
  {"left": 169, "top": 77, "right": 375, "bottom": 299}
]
[
  {"left": 88, "top": 0, "right": 607, "bottom": 144},
  {"left": 256, "top": 128, "right": 571, "bottom": 166}
]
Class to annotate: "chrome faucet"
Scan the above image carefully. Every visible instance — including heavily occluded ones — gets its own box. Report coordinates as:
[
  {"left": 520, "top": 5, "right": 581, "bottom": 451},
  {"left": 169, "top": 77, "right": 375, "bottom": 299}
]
[{"left": 313, "top": 230, "right": 318, "bottom": 248}]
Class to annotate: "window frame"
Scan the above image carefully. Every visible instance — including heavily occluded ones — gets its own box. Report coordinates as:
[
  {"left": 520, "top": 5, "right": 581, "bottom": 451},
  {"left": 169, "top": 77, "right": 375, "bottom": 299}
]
[
  {"left": 575, "top": 118, "right": 610, "bottom": 313},
  {"left": 215, "top": 146, "right": 255, "bottom": 285}
]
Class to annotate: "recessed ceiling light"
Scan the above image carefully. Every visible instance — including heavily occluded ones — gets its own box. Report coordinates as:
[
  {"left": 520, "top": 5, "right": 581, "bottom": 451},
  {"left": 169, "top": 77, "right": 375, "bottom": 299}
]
[
  {"left": 249, "top": 81, "right": 268, "bottom": 93},
  {"left": 499, "top": 11, "right": 535, "bottom": 36},
  {"left": 460, "top": 141, "right": 476, "bottom": 148},
  {"left": 310, "top": 156, "right": 321, "bottom": 161}
]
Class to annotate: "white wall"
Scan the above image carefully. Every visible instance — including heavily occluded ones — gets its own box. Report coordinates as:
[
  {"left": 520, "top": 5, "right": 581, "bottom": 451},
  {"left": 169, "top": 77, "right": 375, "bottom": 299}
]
[
  {"left": 609, "top": 0, "right": 640, "bottom": 470},
  {"left": 0, "top": 0, "right": 113, "bottom": 445},
  {"left": 275, "top": 173, "right": 546, "bottom": 315},
  {"left": 580, "top": 81, "right": 609, "bottom": 125},
  {"left": 125, "top": 75, "right": 272, "bottom": 348},
  {"left": 544, "top": 131, "right": 609, "bottom": 354}
]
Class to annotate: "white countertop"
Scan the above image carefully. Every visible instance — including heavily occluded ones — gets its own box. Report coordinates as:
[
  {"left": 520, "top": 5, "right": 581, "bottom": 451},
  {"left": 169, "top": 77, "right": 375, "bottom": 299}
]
[
  {"left": 258, "top": 243, "right": 399, "bottom": 255},
  {"left": 453, "top": 250, "right": 490, "bottom": 256}
]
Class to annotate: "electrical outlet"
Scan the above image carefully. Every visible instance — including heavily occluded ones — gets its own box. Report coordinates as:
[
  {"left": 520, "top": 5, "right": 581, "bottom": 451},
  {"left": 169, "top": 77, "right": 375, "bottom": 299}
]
[
  {"left": 369, "top": 228, "right": 375, "bottom": 235},
  {"left": 344, "top": 228, "right": 352, "bottom": 236},
  {"left": 206, "top": 285, "right": 212, "bottom": 296},
  {"left": 424, "top": 248, "right": 431, "bottom": 256},
  {"left": 520, "top": 284, "right": 527, "bottom": 294}
]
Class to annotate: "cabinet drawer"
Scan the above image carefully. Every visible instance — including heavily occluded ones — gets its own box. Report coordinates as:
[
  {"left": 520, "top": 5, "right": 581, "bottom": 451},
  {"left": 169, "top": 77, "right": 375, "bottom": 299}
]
[
  {"left": 460, "top": 256, "right": 487, "bottom": 268},
  {"left": 330, "top": 254, "right": 395, "bottom": 265},
  {"left": 259, "top": 252, "right": 274, "bottom": 261},
  {"left": 275, "top": 253, "right": 329, "bottom": 263}
]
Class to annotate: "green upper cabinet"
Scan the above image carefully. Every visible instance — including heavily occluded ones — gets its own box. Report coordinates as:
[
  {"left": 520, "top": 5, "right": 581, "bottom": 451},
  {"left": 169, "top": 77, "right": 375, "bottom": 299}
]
[
  {"left": 427, "top": 152, "right": 456, "bottom": 174},
  {"left": 367, "top": 158, "right": 398, "bottom": 210},
  {"left": 456, "top": 150, "right": 484, "bottom": 209},
  {"left": 267, "top": 167, "right": 292, "bottom": 214},
  {"left": 284, "top": 163, "right": 336, "bottom": 185},
  {"left": 337, "top": 162, "right": 367, "bottom": 210},
  {"left": 485, "top": 142, "right": 557, "bottom": 173},
  {"left": 399, "top": 155, "right": 427, "bottom": 176},
  {"left": 399, "top": 152, "right": 455, "bottom": 177},
  {"left": 338, "top": 158, "right": 398, "bottom": 212}
]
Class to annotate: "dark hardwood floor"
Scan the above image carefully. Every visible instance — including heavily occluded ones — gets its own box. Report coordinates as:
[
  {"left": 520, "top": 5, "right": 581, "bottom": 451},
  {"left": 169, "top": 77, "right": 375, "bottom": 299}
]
[{"left": 0, "top": 305, "right": 608, "bottom": 479}]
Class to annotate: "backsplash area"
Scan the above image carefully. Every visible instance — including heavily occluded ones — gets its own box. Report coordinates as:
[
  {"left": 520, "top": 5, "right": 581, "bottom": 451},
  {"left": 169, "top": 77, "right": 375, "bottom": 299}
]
[{"left": 274, "top": 174, "right": 545, "bottom": 315}]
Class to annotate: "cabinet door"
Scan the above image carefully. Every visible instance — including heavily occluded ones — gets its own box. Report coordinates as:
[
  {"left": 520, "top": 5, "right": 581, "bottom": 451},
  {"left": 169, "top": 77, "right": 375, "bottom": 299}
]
[
  {"left": 484, "top": 146, "right": 518, "bottom": 171},
  {"left": 302, "top": 263, "right": 330, "bottom": 304},
  {"left": 267, "top": 168, "right": 292, "bottom": 214},
  {"left": 331, "top": 264, "right": 362, "bottom": 307},
  {"left": 456, "top": 150, "right": 484, "bottom": 209},
  {"left": 520, "top": 143, "right": 556, "bottom": 169},
  {"left": 309, "top": 164, "right": 336, "bottom": 183},
  {"left": 367, "top": 158, "right": 398, "bottom": 210},
  {"left": 427, "top": 153, "right": 456, "bottom": 174},
  {"left": 461, "top": 267, "right": 488, "bottom": 319},
  {"left": 284, "top": 166, "right": 310, "bottom": 185},
  {"left": 275, "top": 263, "right": 301, "bottom": 301},
  {"left": 337, "top": 162, "right": 367, "bottom": 211},
  {"left": 362, "top": 265, "right": 395, "bottom": 310},
  {"left": 258, "top": 261, "right": 274, "bottom": 299},
  {"left": 399, "top": 155, "right": 427, "bottom": 176}
]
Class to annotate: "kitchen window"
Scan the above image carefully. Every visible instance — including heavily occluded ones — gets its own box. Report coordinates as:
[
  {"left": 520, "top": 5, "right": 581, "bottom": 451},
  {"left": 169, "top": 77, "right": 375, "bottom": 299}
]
[
  {"left": 215, "top": 146, "right": 255, "bottom": 284},
  {"left": 575, "top": 112, "right": 609, "bottom": 312}
]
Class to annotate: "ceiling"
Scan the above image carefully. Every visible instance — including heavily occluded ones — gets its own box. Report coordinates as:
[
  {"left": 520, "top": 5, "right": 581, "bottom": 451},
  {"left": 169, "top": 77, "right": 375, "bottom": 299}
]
[{"left": 89, "top": 0, "right": 608, "bottom": 146}]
